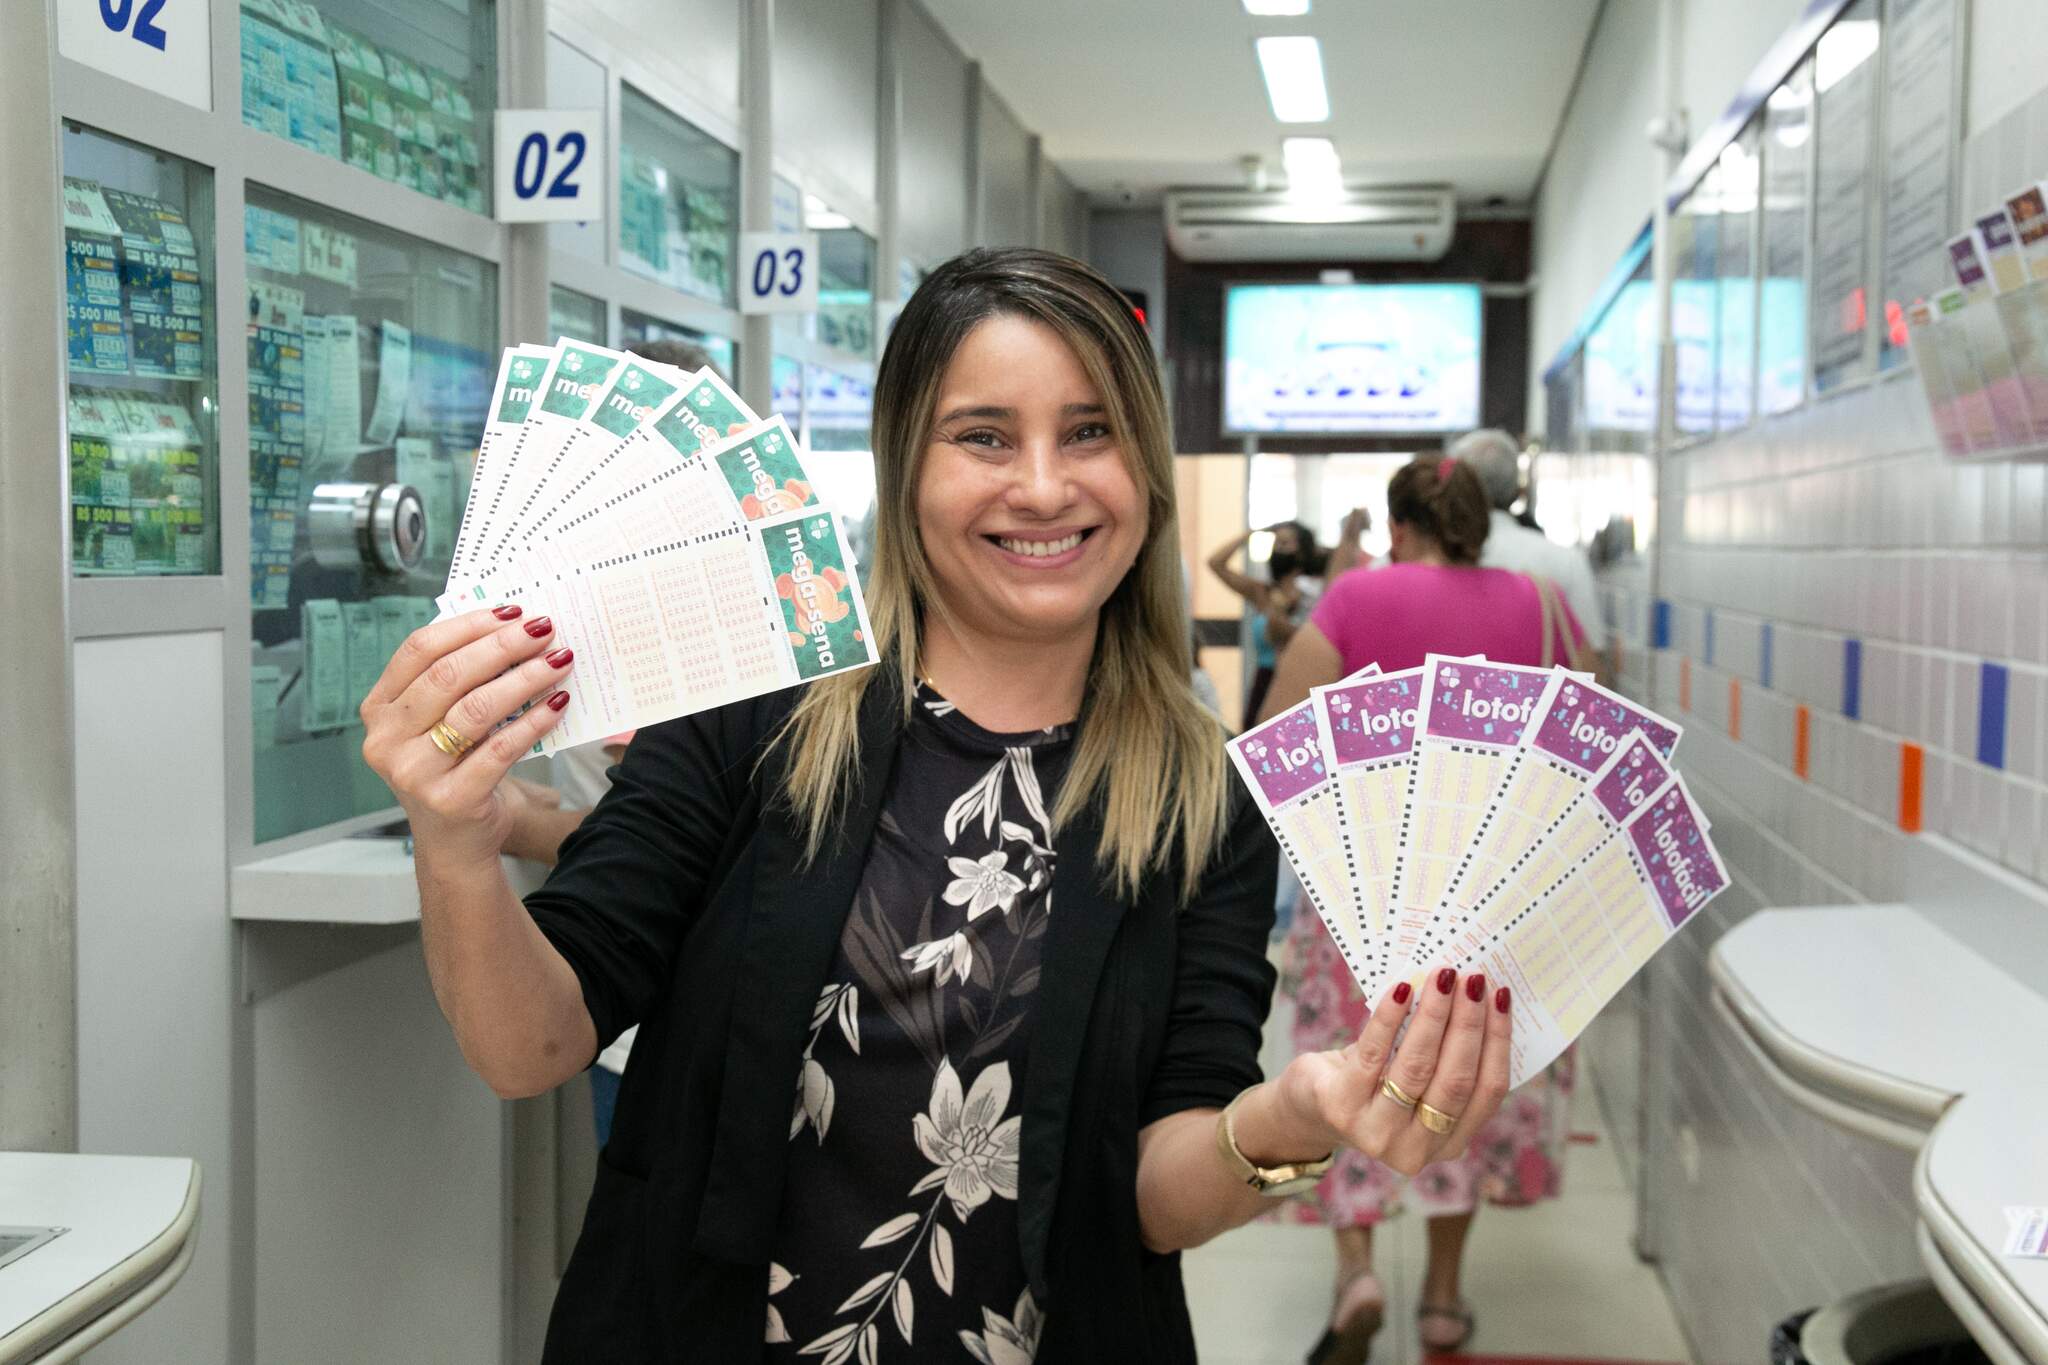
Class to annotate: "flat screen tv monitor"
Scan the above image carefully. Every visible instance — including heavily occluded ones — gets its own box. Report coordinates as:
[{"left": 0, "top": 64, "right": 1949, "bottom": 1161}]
[{"left": 1224, "top": 283, "right": 1483, "bottom": 435}]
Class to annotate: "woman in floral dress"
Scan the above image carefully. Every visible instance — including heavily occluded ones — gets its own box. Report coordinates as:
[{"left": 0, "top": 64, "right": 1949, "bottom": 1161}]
[
  {"left": 362, "top": 252, "right": 1519, "bottom": 1363},
  {"left": 1259, "top": 454, "right": 1588, "bottom": 1364}
]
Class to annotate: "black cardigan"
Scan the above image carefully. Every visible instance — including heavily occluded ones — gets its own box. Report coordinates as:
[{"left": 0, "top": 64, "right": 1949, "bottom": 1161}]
[{"left": 526, "top": 671, "right": 1279, "bottom": 1362}]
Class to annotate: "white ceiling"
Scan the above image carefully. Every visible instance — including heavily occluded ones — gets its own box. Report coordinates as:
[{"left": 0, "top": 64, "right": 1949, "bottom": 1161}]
[{"left": 918, "top": 0, "right": 1605, "bottom": 206}]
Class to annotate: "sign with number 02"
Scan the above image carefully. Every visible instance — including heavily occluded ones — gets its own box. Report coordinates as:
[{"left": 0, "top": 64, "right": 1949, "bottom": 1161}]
[
  {"left": 57, "top": 0, "right": 213, "bottom": 111},
  {"left": 493, "top": 111, "right": 603, "bottom": 223},
  {"left": 739, "top": 233, "right": 821, "bottom": 315}
]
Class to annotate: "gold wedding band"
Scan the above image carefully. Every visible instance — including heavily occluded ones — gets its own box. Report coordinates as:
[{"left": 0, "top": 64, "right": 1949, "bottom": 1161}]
[
  {"left": 1415, "top": 1102, "right": 1459, "bottom": 1136},
  {"left": 428, "top": 720, "right": 475, "bottom": 757},
  {"left": 1379, "top": 1077, "right": 1420, "bottom": 1110}
]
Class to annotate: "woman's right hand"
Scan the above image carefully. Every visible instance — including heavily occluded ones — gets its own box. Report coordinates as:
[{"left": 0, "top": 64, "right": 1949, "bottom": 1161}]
[{"left": 360, "top": 605, "right": 578, "bottom": 867}]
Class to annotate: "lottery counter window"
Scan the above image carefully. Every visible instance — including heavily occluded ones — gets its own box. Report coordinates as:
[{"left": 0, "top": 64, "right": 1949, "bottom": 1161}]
[
  {"left": 244, "top": 185, "right": 499, "bottom": 842},
  {"left": 62, "top": 124, "right": 221, "bottom": 579},
  {"left": 239, "top": 0, "right": 496, "bottom": 215},
  {"left": 550, "top": 285, "right": 605, "bottom": 346},
  {"left": 621, "top": 309, "right": 737, "bottom": 384},
  {"left": 620, "top": 85, "right": 741, "bottom": 308}
]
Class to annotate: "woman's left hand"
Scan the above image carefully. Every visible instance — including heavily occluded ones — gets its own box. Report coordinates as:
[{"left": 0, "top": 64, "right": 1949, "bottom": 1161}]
[{"left": 1273, "top": 968, "right": 1511, "bottom": 1177}]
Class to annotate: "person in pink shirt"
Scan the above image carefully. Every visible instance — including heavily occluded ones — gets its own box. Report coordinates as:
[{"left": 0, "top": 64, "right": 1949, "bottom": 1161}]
[{"left": 1257, "top": 454, "right": 1587, "bottom": 1365}]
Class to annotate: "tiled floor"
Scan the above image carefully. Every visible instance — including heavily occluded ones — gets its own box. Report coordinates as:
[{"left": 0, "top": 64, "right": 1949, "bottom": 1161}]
[{"left": 1184, "top": 995, "right": 1693, "bottom": 1365}]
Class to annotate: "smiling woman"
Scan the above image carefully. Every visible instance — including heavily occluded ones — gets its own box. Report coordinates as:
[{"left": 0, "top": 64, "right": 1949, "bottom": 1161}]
[{"left": 359, "top": 247, "right": 1512, "bottom": 1364}]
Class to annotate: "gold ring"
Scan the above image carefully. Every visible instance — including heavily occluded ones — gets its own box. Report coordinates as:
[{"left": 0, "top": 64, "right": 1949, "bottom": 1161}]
[
  {"left": 1379, "top": 1077, "right": 1420, "bottom": 1110},
  {"left": 1415, "top": 1102, "right": 1459, "bottom": 1135},
  {"left": 428, "top": 720, "right": 475, "bottom": 757}
]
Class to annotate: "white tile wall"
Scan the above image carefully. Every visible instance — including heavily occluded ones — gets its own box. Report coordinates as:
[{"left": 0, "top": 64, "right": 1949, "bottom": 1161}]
[{"left": 1581, "top": 83, "right": 2048, "bottom": 1361}]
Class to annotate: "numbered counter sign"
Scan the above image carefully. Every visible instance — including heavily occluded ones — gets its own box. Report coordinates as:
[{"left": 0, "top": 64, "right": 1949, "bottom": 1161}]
[
  {"left": 739, "top": 232, "right": 820, "bottom": 315},
  {"left": 493, "top": 111, "right": 602, "bottom": 223},
  {"left": 57, "top": 0, "right": 214, "bottom": 111}
]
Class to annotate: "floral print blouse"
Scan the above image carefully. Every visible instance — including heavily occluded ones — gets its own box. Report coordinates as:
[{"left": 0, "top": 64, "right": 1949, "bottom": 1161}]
[{"left": 762, "top": 684, "right": 1068, "bottom": 1365}]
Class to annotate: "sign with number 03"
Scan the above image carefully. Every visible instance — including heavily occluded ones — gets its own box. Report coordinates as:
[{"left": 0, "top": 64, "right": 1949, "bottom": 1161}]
[
  {"left": 739, "top": 232, "right": 821, "bottom": 315},
  {"left": 57, "top": 0, "right": 213, "bottom": 111},
  {"left": 493, "top": 111, "right": 603, "bottom": 223}
]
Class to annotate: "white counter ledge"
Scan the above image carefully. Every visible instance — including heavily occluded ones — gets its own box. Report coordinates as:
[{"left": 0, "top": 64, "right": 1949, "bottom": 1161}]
[{"left": 0, "top": 1154, "right": 200, "bottom": 1364}]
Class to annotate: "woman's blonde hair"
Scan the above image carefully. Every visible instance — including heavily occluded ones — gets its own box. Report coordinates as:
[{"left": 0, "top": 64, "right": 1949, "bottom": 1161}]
[{"left": 775, "top": 247, "right": 1229, "bottom": 901}]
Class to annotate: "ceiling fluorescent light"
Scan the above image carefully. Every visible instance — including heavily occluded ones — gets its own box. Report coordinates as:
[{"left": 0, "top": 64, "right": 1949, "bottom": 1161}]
[
  {"left": 1243, "top": 0, "right": 1310, "bottom": 13},
  {"left": 1256, "top": 36, "right": 1330, "bottom": 123},
  {"left": 1282, "top": 136, "right": 1343, "bottom": 199}
]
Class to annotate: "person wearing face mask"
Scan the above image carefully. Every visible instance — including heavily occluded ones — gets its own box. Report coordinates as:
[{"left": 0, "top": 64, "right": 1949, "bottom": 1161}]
[
  {"left": 359, "top": 251, "right": 1515, "bottom": 1363},
  {"left": 1208, "top": 520, "right": 1327, "bottom": 730}
]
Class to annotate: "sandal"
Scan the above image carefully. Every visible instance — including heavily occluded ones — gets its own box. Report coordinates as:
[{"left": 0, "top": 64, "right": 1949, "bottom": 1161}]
[
  {"left": 1417, "top": 1301, "right": 1475, "bottom": 1355},
  {"left": 1305, "top": 1271, "right": 1384, "bottom": 1365}
]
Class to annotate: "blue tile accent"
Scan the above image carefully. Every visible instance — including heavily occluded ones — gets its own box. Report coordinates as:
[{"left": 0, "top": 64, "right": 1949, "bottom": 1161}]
[
  {"left": 1704, "top": 609, "right": 1716, "bottom": 666},
  {"left": 1760, "top": 623, "right": 1774, "bottom": 689},
  {"left": 1842, "top": 638, "right": 1862, "bottom": 720},
  {"left": 1979, "top": 662, "right": 2009, "bottom": 769},
  {"left": 1652, "top": 600, "right": 1672, "bottom": 649}
]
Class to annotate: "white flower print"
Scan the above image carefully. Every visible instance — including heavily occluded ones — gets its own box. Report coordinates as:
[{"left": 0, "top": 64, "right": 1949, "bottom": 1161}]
[
  {"left": 943, "top": 852, "right": 1025, "bottom": 921},
  {"left": 901, "top": 931, "right": 975, "bottom": 986},
  {"left": 1441, "top": 666, "right": 1462, "bottom": 688},
  {"left": 766, "top": 1262, "right": 797, "bottom": 1343},
  {"left": 958, "top": 1286, "right": 1043, "bottom": 1365},
  {"left": 910, "top": 1059, "right": 1021, "bottom": 1223},
  {"left": 1243, "top": 738, "right": 1268, "bottom": 760},
  {"left": 1331, "top": 693, "right": 1353, "bottom": 715},
  {"left": 1561, "top": 683, "right": 1582, "bottom": 706}
]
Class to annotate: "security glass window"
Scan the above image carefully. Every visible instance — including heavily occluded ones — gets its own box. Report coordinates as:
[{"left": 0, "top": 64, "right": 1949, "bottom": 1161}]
[
  {"left": 804, "top": 364, "right": 879, "bottom": 579},
  {"left": 62, "top": 125, "right": 220, "bottom": 578},
  {"left": 1759, "top": 58, "right": 1814, "bottom": 415},
  {"left": 621, "top": 309, "right": 736, "bottom": 382},
  {"left": 772, "top": 354, "right": 804, "bottom": 430},
  {"left": 816, "top": 226, "right": 878, "bottom": 359},
  {"left": 245, "top": 186, "right": 499, "bottom": 842},
  {"left": 1714, "top": 128, "right": 1760, "bottom": 432},
  {"left": 550, "top": 285, "right": 605, "bottom": 344},
  {"left": 620, "top": 86, "right": 740, "bottom": 307},
  {"left": 239, "top": 0, "right": 495, "bottom": 215},
  {"left": 1672, "top": 174, "right": 1720, "bottom": 438}
]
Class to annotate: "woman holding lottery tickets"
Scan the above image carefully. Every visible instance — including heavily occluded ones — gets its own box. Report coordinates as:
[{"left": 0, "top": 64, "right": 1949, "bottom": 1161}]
[{"left": 360, "top": 249, "right": 1512, "bottom": 1363}]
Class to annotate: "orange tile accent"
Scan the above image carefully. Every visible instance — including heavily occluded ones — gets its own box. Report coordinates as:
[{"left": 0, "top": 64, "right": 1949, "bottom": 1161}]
[
  {"left": 1899, "top": 742, "right": 1924, "bottom": 833},
  {"left": 1680, "top": 656, "right": 1692, "bottom": 711},
  {"left": 1794, "top": 705, "right": 1811, "bottom": 779},
  {"left": 1729, "top": 679, "right": 1742, "bottom": 740}
]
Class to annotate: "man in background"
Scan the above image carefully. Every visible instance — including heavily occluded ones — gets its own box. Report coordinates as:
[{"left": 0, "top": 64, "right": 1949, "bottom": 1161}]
[{"left": 1450, "top": 428, "right": 1615, "bottom": 682}]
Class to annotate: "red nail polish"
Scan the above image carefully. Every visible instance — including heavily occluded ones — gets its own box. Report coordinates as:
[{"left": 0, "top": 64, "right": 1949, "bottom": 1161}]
[
  {"left": 1435, "top": 967, "right": 1456, "bottom": 994},
  {"left": 1465, "top": 972, "right": 1486, "bottom": 1002},
  {"left": 546, "top": 647, "right": 573, "bottom": 668},
  {"left": 523, "top": 616, "right": 553, "bottom": 637},
  {"left": 1495, "top": 986, "right": 1511, "bottom": 1014},
  {"left": 492, "top": 604, "right": 522, "bottom": 620},
  {"left": 1392, "top": 981, "right": 1412, "bottom": 1006},
  {"left": 546, "top": 690, "right": 571, "bottom": 712}
]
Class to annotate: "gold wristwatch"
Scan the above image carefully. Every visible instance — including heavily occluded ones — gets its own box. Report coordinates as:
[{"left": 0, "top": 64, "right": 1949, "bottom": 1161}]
[{"left": 1215, "top": 1087, "right": 1335, "bottom": 1197}]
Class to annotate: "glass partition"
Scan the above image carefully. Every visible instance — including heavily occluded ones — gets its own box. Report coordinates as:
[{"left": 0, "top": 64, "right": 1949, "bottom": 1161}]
[
  {"left": 1759, "top": 59, "right": 1814, "bottom": 415},
  {"left": 63, "top": 125, "right": 220, "bottom": 577},
  {"left": 804, "top": 364, "right": 878, "bottom": 578},
  {"left": 772, "top": 353, "right": 804, "bottom": 428},
  {"left": 1715, "top": 129, "right": 1760, "bottom": 431},
  {"left": 621, "top": 308, "right": 736, "bottom": 381},
  {"left": 240, "top": 0, "right": 494, "bottom": 214},
  {"left": 1672, "top": 174, "right": 1720, "bottom": 438},
  {"left": 245, "top": 185, "right": 498, "bottom": 842},
  {"left": 549, "top": 284, "right": 605, "bottom": 343},
  {"left": 815, "top": 225, "right": 877, "bottom": 359},
  {"left": 1810, "top": 0, "right": 1880, "bottom": 392},
  {"left": 619, "top": 85, "right": 740, "bottom": 306}
]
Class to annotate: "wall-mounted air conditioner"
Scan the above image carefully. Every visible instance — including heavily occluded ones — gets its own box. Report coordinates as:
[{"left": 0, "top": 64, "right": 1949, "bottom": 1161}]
[{"left": 1164, "top": 186, "right": 1456, "bottom": 263}]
